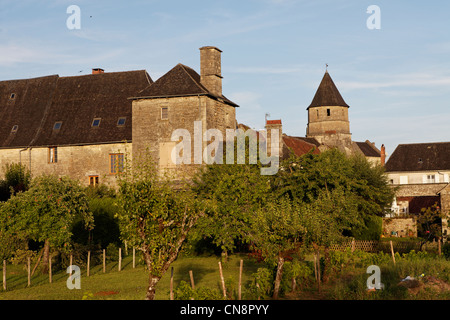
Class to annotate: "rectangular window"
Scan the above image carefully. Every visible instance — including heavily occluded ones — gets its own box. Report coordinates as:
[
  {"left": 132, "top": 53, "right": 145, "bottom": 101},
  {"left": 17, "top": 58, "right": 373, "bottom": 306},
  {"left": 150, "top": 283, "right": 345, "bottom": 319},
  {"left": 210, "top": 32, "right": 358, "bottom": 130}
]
[
  {"left": 161, "top": 107, "right": 168, "bottom": 120},
  {"left": 89, "top": 175, "right": 99, "bottom": 187},
  {"left": 48, "top": 147, "right": 58, "bottom": 163},
  {"left": 110, "top": 153, "right": 124, "bottom": 174},
  {"left": 426, "top": 174, "right": 435, "bottom": 183},
  {"left": 327, "top": 109, "right": 331, "bottom": 116}
]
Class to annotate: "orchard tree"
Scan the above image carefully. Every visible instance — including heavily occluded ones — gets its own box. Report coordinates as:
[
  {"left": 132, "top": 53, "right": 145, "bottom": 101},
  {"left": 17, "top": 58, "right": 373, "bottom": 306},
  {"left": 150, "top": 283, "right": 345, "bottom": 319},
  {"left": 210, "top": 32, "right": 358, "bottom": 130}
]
[
  {"left": 116, "top": 154, "right": 204, "bottom": 300},
  {"left": 0, "top": 174, "right": 93, "bottom": 272},
  {"left": 0, "top": 163, "right": 31, "bottom": 201},
  {"left": 247, "top": 196, "right": 305, "bottom": 299}
]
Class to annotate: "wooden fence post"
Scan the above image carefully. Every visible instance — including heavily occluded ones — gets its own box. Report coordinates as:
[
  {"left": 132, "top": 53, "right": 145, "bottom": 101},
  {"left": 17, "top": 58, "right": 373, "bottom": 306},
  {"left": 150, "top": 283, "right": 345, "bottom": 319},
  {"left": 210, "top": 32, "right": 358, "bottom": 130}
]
[
  {"left": 218, "top": 261, "right": 226, "bottom": 298},
  {"left": 438, "top": 237, "right": 441, "bottom": 256},
  {"left": 69, "top": 254, "right": 73, "bottom": 274},
  {"left": 103, "top": 249, "right": 106, "bottom": 273},
  {"left": 189, "top": 270, "right": 195, "bottom": 290},
  {"left": 238, "top": 259, "right": 243, "bottom": 300},
  {"left": 133, "top": 247, "right": 136, "bottom": 269},
  {"left": 49, "top": 254, "right": 52, "bottom": 283},
  {"left": 351, "top": 238, "right": 355, "bottom": 252},
  {"left": 170, "top": 266, "right": 174, "bottom": 300},
  {"left": 390, "top": 240, "right": 396, "bottom": 264},
  {"left": 27, "top": 257, "right": 31, "bottom": 287},
  {"left": 87, "top": 251, "right": 90, "bottom": 277},
  {"left": 118, "top": 248, "right": 122, "bottom": 271},
  {"left": 2, "top": 260, "right": 6, "bottom": 291}
]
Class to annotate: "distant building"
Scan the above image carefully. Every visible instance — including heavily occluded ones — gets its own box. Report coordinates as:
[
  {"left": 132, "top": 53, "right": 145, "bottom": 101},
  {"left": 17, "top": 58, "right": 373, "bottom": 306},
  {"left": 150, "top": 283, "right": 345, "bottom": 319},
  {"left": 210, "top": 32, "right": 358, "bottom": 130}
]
[
  {"left": 385, "top": 142, "right": 450, "bottom": 241},
  {"left": 264, "top": 71, "right": 383, "bottom": 164}
]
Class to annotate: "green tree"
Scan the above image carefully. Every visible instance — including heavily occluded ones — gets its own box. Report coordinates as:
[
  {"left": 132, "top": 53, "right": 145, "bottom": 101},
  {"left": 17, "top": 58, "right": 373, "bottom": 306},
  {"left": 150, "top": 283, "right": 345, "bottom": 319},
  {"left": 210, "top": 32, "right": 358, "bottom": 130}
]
[
  {"left": 0, "top": 163, "right": 31, "bottom": 201},
  {"left": 116, "top": 155, "right": 204, "bottom": 300},
  {"left": 0, "top": 174, "right": 93, "bottom": 273},
  {"left": 247, "top": 196, "right": 305, "bottom": 299}
]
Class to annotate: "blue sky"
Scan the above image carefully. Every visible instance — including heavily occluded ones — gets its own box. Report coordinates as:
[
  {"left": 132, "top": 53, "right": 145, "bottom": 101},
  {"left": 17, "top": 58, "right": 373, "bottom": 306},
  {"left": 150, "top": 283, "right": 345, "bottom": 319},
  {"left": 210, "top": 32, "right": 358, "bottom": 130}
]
[{"left": 1, "top": 0, "right": 449, "bottom": 158}]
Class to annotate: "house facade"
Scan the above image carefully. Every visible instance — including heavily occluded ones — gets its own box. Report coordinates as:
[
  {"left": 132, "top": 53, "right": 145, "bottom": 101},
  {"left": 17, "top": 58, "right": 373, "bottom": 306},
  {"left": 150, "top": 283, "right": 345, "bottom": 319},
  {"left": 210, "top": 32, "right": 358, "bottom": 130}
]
[{"left": 385, "top": 142, "right": 450, "bottom": 241}]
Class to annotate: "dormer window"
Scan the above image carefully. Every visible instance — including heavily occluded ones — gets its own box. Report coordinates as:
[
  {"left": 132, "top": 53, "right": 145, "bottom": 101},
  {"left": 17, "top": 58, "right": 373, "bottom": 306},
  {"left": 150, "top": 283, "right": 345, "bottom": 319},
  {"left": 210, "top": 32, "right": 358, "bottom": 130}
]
[
  {"left": 10, "top": 93, "right": 15, "bottom": 100},
  {"left": 11, "top": 125, "right": 18, "bottom": 133},
  {"left": 53, "top": 121, "right": 62, "bottom": 130},
  {"left": 117, "top": 117, "right": 126, "bottom": 126},
  {"left": 92, "top": 118, "right": 101, "bottom": 127}
]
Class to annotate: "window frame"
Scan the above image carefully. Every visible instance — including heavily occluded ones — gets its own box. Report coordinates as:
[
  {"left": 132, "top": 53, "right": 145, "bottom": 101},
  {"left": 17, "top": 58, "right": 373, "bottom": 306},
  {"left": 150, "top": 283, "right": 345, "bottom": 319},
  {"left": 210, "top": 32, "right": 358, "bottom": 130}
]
[
  {"left": 161, "top": 107, "right": 168, "bottom": 120},
  {"left": 92, "top": 118, "right": 101, "bottom": 128},
  {"left": 117, "top": 117, "right": 126, "bottom": 126},
  {"left": 53, "top": 121, "right": 63, "bottom": 130},
  {"left": 89, "top": 175, "right": 99, "bottom": 187},
  {"left": 109, "top": 153, "right": 124, "bottom": 174},
  {"left": 48, "top": 146, "right": 58, "bottom": 163}
]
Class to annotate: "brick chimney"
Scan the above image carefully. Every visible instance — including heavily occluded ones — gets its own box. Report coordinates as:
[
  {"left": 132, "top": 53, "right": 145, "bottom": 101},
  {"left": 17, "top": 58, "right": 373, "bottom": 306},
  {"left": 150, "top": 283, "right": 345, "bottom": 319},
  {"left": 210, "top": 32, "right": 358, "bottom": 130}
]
[
  {"left": 381, "top": 144, "right": 386, "bottom": 166},
  {"left": 92, "top": 68, "right": 104, "bottom": 74},
  {"left": 199, "top": 46, "right": 222, "bottom": 97}
]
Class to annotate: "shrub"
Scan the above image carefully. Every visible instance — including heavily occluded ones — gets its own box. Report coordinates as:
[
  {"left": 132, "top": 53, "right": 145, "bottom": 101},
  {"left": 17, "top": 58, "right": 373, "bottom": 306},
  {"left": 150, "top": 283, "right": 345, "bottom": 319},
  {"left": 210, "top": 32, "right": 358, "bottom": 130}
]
[
  {"left": 443, "top": 243, "right": 450, "bottom": 260},
  {"left": 173, "top": 281, "right": 223, "bottom": 300}
]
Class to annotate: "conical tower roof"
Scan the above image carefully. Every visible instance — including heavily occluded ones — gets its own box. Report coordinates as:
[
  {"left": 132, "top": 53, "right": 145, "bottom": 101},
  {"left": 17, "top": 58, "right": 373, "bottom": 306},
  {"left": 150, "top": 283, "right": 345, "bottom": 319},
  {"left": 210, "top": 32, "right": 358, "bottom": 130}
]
[{"left": 307, "top": 71, "right": 349, "bottom": 109}]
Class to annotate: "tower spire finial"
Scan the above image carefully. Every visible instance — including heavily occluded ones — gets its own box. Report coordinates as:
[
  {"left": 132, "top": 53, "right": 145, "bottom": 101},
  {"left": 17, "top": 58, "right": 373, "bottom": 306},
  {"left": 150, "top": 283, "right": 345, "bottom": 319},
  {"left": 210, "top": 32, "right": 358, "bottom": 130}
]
[{"left": 325, "top": 63, "right": 328, "bottom": 72}]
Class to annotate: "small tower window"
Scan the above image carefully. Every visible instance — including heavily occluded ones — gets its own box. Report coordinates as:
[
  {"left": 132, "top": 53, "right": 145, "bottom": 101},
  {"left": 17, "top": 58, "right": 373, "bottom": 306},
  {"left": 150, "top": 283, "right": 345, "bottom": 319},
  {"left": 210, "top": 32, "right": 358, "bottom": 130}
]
[
  {"left": 327, "top": 109, "right": 331, "bottom": 116},
  {"left": 11, "top": 125, "right": 18, "bottom": 133}
]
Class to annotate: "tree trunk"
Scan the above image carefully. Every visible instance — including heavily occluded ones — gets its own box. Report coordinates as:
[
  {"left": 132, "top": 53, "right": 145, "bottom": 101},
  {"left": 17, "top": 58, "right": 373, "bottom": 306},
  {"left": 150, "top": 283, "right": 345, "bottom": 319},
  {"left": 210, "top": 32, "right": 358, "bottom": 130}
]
[
  {"left": 272, "top": 255, "right": 285, "bottom": 300},
  {"left": 41, "top": 240, "right": 50, "bottom": 274},
  {"left": 146, "top": 275, "right": 161, "bottom": 300}
]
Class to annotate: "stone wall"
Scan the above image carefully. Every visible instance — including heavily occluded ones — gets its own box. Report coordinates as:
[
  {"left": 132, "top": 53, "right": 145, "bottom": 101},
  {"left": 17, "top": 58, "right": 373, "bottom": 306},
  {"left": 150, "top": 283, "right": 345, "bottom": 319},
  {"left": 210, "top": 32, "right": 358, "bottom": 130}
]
[
  {"left": 382, "top": 217, "right": 417, "bottom": 238},
  {"left": 0, "top": 142, "right": 130, "bottom": 189}
]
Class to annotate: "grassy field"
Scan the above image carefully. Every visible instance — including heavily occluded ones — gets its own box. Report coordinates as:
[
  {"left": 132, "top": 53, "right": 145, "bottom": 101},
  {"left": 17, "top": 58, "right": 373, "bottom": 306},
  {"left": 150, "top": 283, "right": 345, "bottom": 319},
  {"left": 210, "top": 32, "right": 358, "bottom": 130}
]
[
  {"left": 0, "top": 253, "right": 263, "bottom": 300},
  {"left": 1, "top": 250, "right": 449, "bottom": 300}
]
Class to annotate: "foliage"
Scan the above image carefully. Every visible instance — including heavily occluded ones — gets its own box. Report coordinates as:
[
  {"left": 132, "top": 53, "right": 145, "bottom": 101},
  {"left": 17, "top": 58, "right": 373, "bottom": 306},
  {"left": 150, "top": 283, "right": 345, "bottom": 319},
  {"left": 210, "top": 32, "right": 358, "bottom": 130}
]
[
  {"left": 0, "top": 163, "right": 31, "bottom": 201},
  {"left": 173, "top": 280, "right": 224, "bottom": 300},
  {"left": 247, "top": 267, "right": 274, "bottom": 299},
  {"left": 115, "top": 152, "right": 204, "bottom": 299},
  {"left": 443, "top": 243, "right": 450, "bottom": 260},
  {"left": 417, "top": 204, "right": 444, "bottom": 242},
  {"left": 273, "top": 149, "right": 395, "bottom": 218},
  {"left": 191, "top": 158, "right": 271, "bottom": 256},
  {"left": 0, "top": 174, "right": 93, "bottom": 252}
]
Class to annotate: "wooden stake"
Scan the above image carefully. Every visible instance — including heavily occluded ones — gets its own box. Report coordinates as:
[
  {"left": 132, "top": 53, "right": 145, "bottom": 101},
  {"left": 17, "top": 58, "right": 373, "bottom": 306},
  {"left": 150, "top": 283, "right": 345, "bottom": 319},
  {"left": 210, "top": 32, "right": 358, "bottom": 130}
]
[
  {"left": 133, "top": 247, "right": 136, "bottom": 269},
  {"left": 438, "top": 237, "right": 441, "bottom": 256},
  {"left": 118, "top": 248, "right": 122, "bottom": 271},
  {"left": 189, "top": 270, "right": 195, "bottom": 290},
  {"left": 238, "top": 259, "right": 243, "bottom": 300},
  {"left": 49, "top": 254, "right": 52, "bottom": 283},
  {"left": 87, "top": 251, "right": 90, "bottom": 277},
  {"left": 218, "top": 261, "right": 226, "bottom": 298},
  {"left": 27, "top": 257, "right": 31, "bottom": 287},
  {"left": 103, "top": 249, "right": 106, "bottom": 273},
  {"left": 170, "top": 267, "right": 174, "bottom": 300},
  {"left": 3, "top": 260, "right": 6, "bottom": 291},
  {"left": 69, "top": 254, "right": 73, "bottom": 274},
  {"left": 351, "top": 238, "right": 356, "bottom": 252},
  {"left": 390, "top": 240, "right": 396, "bottom": 264}
]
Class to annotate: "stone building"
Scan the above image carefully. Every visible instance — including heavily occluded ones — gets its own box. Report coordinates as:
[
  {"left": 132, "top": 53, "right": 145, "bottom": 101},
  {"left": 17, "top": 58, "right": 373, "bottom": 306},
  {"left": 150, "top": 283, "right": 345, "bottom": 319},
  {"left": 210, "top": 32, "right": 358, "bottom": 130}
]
[
  {"left": 0, "top": 69, "right": 152, "bottom": 188},
  {"left": 129, "top": 46, "right": 238, "bottom": 179},
  {"left": 264, "top": 71, "right": 383, "bottom": 164},
  {"left": 0, "top": 46, "right": 239, "bottom": 186},
  {"left": 385, "top": 142, "right": 450, "bottom": 241}
]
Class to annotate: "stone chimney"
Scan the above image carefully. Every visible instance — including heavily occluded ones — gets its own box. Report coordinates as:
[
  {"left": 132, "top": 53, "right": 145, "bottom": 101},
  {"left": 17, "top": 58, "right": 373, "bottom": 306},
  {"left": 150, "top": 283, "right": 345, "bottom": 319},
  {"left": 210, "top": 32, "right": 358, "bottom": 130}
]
[
  {"left": 381, "top": 144, "right": 386, "bottom": 166},
  {"left": 265, "top": 119, "right": 283, "bottom": 158},
  {"left": 92, "top": 68, "right": 104, "bottom": 74},
  {"left": 199, "top": 46, "right": 222, "bottom": 97}
]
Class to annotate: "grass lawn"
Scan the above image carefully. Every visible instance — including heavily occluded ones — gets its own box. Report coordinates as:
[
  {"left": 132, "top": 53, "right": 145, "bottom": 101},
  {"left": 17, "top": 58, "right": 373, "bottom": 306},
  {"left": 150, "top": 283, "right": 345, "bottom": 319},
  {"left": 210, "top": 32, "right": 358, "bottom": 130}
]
[{"left": 0, "top": 253, "right": 264, "bottom": 300}]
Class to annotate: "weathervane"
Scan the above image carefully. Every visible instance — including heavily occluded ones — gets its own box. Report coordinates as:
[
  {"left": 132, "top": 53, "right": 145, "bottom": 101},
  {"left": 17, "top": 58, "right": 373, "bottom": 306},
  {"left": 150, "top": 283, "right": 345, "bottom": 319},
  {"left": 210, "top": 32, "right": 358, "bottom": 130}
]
[{"left": 325, "top": 63, "right": 328, "bottom": 71}]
